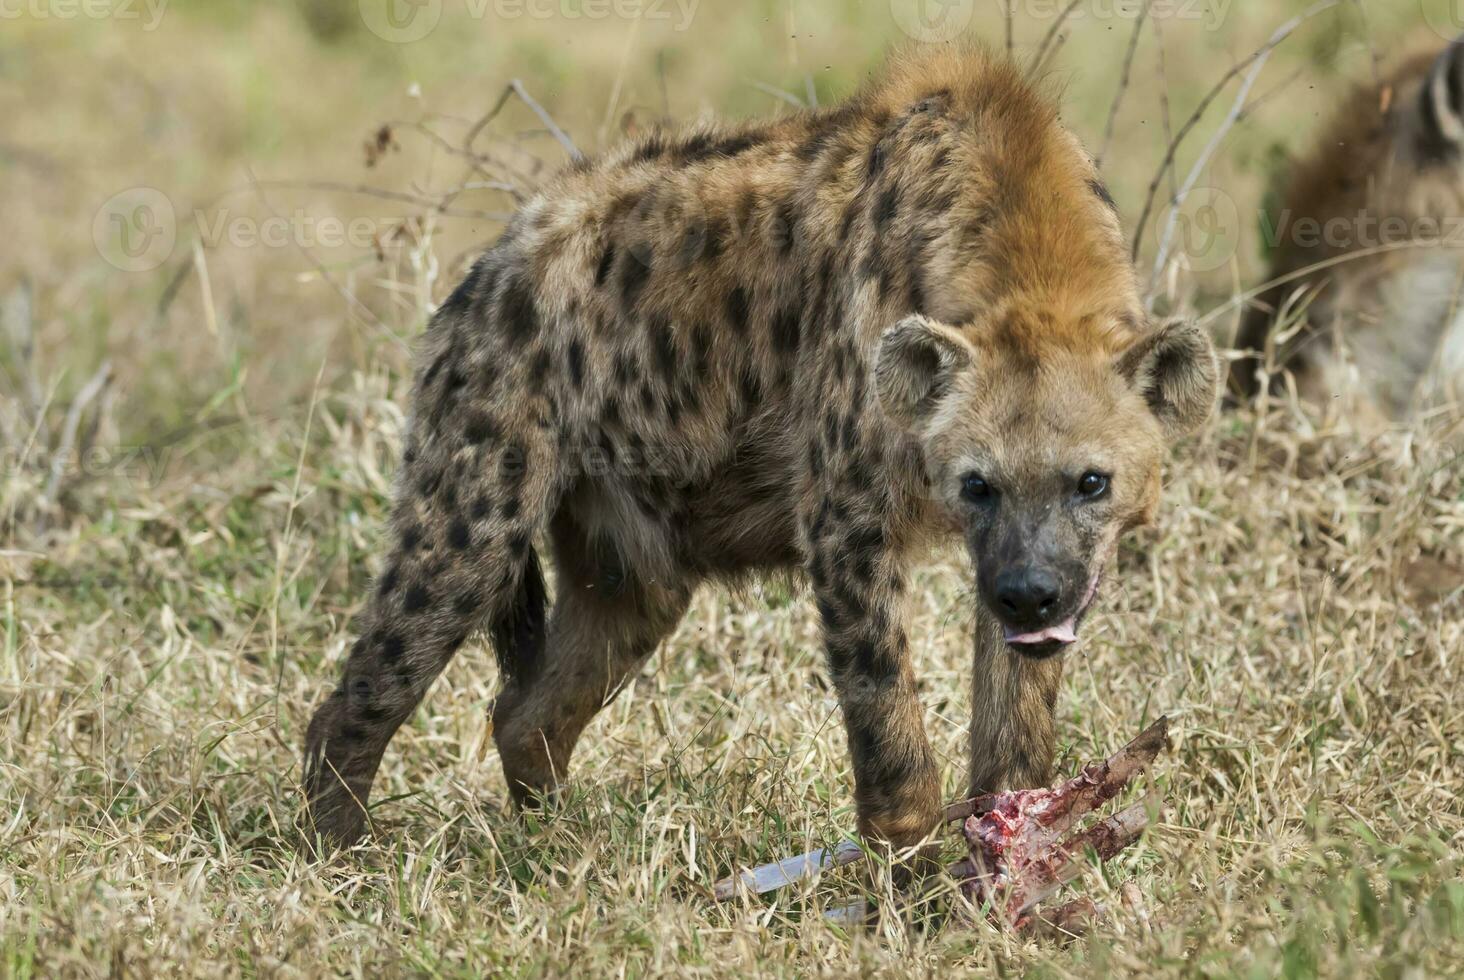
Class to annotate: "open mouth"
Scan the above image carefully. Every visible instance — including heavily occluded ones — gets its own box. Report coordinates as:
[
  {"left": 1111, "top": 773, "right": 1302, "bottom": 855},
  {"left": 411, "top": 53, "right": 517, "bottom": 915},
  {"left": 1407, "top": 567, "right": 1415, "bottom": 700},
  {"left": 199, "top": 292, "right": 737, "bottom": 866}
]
[{"left": 1003, "top": 567, "right": 1104, "bottom": 655}]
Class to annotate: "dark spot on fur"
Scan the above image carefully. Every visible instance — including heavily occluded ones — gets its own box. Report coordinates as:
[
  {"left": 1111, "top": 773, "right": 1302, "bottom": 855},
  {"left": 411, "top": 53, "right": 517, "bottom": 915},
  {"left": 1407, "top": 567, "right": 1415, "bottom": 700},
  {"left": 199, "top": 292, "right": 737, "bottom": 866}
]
[
  {"left": 1089, "top": 178, "right": 1118, "bottom": 213},
  {"left": 404, "top": 584, "right": 432, "bottom": 614},
  {"left": 380, "top": 634, "right": 405, "bottom": 663},
  {"left": 595, "top": 244, "right": 616, "bottom": 287},
  {"left": 620, "top": 249, "right": 652, "bottom": 309},
  {"left": 650, "top": 318, "right": 678, "bottom": 380},
  {"left": 379, "top": 565, "right": 400, "bottom": 597},
  {"left": 726, "top": 286, "right": 750, "bottom": 334},
  {"left": 866, "top": 137, "right": 888, "bottom": 180},
  {"left": 500, "top": 274, "right": 539, "bottom": 346},
  {"left": 447, "top": 519, "right": 471, "bottom": 550},
  {"left": 567, "top": 339, "right": 586, "bottom": 389},
  {"left": 874, "top": 184, "right": 900, "bottom": 230},
  {"left": 773, "top": 199, "right": 799, "bottom": 254},
  {"left": 772, "top": 306, "right": 802, "bottom": 355},
  {"left": 498, "top": 441, "right": 529, "bottom": 489},
  {"left": 464, "top": 411, "right": 499, "bottom": 445},
  {"left": 704, "top": 218, "right": 729, "bottom": 262},
  {"left": 439, "top": 271, "right": 476, "bottom": 319},
  {"left": 631, "top": 135, "right": 666, "bottom": 164}
]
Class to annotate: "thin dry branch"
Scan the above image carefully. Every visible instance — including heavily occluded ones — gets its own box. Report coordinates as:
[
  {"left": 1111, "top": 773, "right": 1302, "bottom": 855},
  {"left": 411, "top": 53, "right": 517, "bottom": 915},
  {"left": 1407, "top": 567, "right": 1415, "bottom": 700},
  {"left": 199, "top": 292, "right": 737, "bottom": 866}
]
[
  {"left": 1096, "top": 1, "right": 1151, "bottom": 170},
  {"left": 479, "top": 79, "right": 583, "bottom": 163},
  {"left": 1028, "top": 0, "right": 1084, "bottom": 77},
  {"left": 1151, "top": 4, "right": 1338, "bottom": 291},
  {"left": 1150, "top": 14, "right": 1179, "bottom": 205},
  {"left": 1131, "top": 0, "right": 1340, "bottom": 267}
]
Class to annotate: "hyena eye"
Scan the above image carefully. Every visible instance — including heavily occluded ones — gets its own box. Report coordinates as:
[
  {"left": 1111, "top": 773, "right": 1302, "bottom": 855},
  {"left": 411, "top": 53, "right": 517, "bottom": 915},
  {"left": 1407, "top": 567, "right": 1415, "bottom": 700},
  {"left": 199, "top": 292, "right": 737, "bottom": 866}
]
[
  {"left": 962, "top": 472, "right": 994, "bottom": 502},
  {"left": 1077, "top": 472, "right": 1110, "bottom": 500}
]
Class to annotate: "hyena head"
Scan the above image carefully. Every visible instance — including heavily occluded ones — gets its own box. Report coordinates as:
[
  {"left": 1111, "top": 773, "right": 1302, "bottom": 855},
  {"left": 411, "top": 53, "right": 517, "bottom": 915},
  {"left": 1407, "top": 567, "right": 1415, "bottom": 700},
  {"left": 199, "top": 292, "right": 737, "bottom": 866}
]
[{"left": 876, "top": 310, "right": 1218, "bottom": 659}]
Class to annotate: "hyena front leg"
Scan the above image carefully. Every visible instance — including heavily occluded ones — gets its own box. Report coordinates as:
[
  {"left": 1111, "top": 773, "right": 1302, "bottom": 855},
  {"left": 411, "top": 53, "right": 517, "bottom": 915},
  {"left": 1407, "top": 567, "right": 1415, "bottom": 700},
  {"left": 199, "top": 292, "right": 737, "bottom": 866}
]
[
  {"left": 302, "top": 393, "right": 563, "bottom": 849},
  {"left": 805, "top": 499, "right": 942, "bottom": 856},
  {"left": 967, "top": 609, "right": 1065, "bottom": 796}
]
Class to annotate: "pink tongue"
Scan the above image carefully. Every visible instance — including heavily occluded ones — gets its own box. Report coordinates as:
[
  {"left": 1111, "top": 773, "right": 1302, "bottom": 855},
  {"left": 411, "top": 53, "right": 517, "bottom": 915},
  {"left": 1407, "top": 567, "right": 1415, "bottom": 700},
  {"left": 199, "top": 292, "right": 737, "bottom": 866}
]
[{"left": 1004, "top": 617, "right": 1078, "bottom": 646}]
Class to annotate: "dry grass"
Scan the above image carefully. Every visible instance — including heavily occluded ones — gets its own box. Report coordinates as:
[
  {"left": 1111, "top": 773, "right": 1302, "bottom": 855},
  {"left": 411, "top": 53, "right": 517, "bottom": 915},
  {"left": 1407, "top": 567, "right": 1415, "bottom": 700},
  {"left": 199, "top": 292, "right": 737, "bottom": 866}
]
[{"left": 3, "top": 1, "right": 1464, "bottom": 976}]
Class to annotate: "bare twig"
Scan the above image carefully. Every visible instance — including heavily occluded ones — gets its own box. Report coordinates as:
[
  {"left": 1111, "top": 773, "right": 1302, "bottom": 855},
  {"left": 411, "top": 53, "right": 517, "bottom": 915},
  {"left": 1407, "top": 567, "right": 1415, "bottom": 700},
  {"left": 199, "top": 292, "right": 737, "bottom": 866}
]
[
  {"left": 1197, "top": 238, "right": 1456, "bottom": 331},
  {"left": 1149, "top": 1, "right": 1341, "bottom": 291},
  {"left": 1028, "top": 0, "right": 1084, "bottom": 77},
  {"left": 746, "top": 79, "right": 806, "bottom": 109},
  {"left": 1131, "top": 0, "right": 1340, "bottom": 265},
  {"left": 1004, "top": 0, "right": 1014, "bottom": 59},
  {"left": 1096, "top": 1, "right": 1151, "bottom": 170},
  {"left": 1150, "top": 14, "right": 1179, "bottom": 205},
  {"left": 478, "top": 79, "right": 582, "bottom": 163}
]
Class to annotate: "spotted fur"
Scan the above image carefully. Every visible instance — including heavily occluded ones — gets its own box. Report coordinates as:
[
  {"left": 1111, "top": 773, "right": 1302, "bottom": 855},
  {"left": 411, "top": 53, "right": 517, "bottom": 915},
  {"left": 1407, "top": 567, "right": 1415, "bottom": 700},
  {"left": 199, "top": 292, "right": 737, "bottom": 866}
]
[{"left": 303, "top": 46, "right": 1217, "bottom": 856}]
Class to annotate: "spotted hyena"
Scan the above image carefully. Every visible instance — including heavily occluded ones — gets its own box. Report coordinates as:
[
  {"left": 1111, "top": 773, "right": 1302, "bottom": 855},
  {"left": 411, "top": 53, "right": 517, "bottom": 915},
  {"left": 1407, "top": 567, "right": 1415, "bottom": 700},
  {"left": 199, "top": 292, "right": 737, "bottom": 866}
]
[
  {"left": 1231, "top": 35, "right": 1464, "bottom": 416},
  {"left": 303, "top": 46, "right": 1219, "bottom": 857}
]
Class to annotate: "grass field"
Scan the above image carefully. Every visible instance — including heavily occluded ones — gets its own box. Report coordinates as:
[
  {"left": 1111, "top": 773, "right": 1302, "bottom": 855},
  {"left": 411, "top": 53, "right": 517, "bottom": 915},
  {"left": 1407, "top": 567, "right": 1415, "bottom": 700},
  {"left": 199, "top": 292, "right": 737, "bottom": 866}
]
[{"left": 3, "top": 0, "right": 1463, "bottom": 975}]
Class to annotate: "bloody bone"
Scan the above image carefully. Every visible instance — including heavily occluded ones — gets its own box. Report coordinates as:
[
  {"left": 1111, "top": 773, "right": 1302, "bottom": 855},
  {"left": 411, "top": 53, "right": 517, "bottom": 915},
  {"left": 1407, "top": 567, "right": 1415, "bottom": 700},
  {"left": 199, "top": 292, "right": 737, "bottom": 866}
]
[
  {"left": 956, "top": 717, "right": 1168, "bottom": 927},
  {"left": 711, "top": 718, "right": 1169, "bottom": 930}
]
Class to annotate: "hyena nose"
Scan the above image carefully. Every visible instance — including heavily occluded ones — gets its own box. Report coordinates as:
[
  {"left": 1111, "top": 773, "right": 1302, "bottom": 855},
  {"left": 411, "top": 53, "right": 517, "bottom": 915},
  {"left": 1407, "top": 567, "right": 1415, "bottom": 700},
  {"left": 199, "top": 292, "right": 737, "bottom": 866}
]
[{"left": 995, "top": 566, "right": 1063, "bottom": 625}]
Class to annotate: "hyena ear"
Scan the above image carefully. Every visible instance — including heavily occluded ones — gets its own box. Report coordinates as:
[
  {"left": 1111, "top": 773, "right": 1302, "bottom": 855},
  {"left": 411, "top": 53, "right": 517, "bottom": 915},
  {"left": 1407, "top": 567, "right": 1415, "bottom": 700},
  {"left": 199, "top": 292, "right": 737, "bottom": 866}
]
[
  {"left": 875, "top": 315, "right": 975, "bottom": 430},
  {"left": 1418, "top": 39, "right": 1464, "bottom": 160},
  {"left": 1118, "top": 318, "right": 1219, "bottom": 439}
]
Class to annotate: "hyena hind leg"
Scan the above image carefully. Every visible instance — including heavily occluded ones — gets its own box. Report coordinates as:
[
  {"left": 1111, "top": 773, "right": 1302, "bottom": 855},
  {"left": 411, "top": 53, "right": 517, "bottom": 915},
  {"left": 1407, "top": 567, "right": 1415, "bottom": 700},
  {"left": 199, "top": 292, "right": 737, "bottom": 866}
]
[
  {"left": 302, "top": 424, "right": 562, "bottom": 851},
  {"left": 491, "top": 511, "right": 695, "bottom": 807}
]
